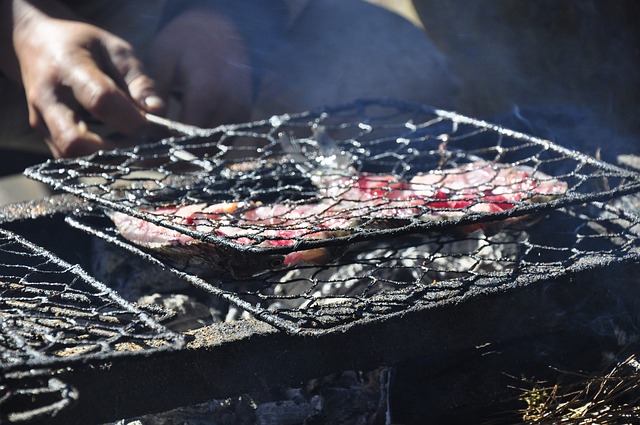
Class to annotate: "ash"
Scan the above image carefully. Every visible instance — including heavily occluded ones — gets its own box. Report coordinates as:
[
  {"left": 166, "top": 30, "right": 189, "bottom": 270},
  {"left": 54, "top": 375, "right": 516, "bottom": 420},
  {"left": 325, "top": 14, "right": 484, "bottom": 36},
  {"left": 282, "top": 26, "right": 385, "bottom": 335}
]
[{"left": 269, "top": 230, "right": 522, "bottom": 311}]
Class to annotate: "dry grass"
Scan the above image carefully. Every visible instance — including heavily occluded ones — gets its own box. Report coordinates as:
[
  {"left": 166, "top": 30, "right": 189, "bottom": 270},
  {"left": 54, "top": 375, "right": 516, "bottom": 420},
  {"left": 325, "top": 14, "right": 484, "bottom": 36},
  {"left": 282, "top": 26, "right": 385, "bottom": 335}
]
[{"left": 511, "top": 355, "right": 640, "bottom": 424}]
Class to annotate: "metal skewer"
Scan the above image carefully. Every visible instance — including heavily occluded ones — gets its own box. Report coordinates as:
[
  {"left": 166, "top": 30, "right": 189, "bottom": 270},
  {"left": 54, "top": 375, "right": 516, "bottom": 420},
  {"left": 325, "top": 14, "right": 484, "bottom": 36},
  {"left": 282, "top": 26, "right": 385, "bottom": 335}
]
[{"left": 145, "top": 113, "right": 218, "bottom": 137}]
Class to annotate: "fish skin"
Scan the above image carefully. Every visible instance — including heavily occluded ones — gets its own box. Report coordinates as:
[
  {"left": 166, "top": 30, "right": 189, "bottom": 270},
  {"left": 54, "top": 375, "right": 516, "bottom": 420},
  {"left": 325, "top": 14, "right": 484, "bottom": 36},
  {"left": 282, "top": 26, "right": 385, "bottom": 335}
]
[
  {"left": 409, "top": 162, "right": 569, "bottom": 234},
  {"left": 409, "top": 162, "right": 568, "bottom": 204},
  {"left": 109, "top": 200, "right": 353, "bottom": 278}
]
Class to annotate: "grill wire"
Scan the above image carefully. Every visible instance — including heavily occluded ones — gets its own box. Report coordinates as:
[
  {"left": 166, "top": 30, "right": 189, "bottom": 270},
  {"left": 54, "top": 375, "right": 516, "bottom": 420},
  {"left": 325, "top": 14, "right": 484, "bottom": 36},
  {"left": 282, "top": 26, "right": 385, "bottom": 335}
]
[
  {"left": 26, "top": 101, "right": 639, "bottom": 242},
  {"left": 0, "top": 227, "right": 183, "bottom": 422},
  {"left": 23, "top": 99, "right": 640, "bottom": 333},
  {"left": 65, "top": 201, "right": 640, "bottom": 332},
  {"left": 8, "top": 99, "right": 640, "bottom": 421},
  {"left": 24, "top": 99, "right": 640, "bottom": 256}
]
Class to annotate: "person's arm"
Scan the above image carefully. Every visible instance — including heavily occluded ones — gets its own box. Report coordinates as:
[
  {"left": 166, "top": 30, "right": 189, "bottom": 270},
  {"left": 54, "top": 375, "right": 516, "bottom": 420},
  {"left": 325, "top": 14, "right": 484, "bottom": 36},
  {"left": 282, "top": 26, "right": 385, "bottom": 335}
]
[{"left": 0, "top": 0, "right": 164, "bottom": 157}]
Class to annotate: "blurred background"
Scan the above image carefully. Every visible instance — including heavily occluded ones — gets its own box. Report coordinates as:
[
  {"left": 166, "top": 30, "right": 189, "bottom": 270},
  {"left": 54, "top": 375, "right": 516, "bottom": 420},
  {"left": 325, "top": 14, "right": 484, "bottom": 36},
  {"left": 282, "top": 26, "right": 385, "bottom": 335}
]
[{"left": 1, "top": 0, "right": 639, "bottom": 203}]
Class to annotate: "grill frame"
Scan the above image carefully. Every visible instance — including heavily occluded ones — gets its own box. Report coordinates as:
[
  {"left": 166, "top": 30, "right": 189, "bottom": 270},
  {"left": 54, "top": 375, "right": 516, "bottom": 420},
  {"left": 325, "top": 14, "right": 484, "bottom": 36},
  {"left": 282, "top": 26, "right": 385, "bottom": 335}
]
[
  {"left": 63, "top": 201, "right": 640, "bottom": 335},
  {"left": 23, "top": 99, "right": 640, "bottom": 255},
  {"left": 0, "top": 225, "right": 184, "bottom": 423}
]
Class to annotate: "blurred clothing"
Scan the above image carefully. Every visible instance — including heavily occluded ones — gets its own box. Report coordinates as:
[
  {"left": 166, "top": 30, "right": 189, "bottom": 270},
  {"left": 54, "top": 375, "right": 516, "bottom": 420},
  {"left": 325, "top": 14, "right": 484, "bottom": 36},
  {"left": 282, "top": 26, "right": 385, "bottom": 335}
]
[{"left": 0, "top": 0, "right": 458, "bottom": 154}]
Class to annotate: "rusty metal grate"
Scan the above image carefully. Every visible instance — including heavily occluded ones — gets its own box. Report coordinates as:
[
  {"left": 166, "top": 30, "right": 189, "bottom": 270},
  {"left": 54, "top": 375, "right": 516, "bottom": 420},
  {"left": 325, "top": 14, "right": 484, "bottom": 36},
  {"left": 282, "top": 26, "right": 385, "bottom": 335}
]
[{"left": 0, "top": 227, "right": 183, "bottom": 422}]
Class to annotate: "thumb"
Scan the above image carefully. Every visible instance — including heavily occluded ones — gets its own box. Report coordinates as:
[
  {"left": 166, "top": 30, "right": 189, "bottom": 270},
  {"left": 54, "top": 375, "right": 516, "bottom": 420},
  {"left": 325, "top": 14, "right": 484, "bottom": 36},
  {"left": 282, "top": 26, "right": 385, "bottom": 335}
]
[{"left": 129, "top": 72, "right": 165, "bottom": 114}]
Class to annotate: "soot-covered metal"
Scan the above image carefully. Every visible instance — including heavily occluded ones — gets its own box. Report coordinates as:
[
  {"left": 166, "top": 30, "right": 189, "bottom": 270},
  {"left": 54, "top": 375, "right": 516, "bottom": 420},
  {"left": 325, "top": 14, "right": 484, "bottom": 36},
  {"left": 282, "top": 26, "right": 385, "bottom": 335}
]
[
  {"left": 2, "top": 99, "right": 640, "bottom": 423},
  {"left": 23, "top": 99, "right": 640, "bottom": 333},
  {"left": 0, "top": 226, "right": 183, "bottom": 423}
]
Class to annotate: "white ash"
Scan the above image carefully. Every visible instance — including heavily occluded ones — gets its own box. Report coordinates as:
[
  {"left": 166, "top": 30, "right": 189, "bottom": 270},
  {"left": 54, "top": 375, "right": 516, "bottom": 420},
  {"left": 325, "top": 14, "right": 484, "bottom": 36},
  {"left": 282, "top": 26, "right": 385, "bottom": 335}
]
[
  {"left": 225, "top": 304, "right": 256, "bottom": 323},
  {"left": 270, "top": 230, "right": 524, "bottom": 310},
  {"left": 618, "top": 154, "right": 640, "bottom": 171},
  {"left": 137, "top": 293, "right": 224, "bottom": 332}
]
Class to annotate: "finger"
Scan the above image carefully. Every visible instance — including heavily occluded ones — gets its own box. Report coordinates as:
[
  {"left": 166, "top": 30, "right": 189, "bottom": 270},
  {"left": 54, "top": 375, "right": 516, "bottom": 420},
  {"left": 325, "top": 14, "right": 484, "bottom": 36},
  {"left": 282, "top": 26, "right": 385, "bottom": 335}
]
[
  {"left": 103, "top": 40, "right": 165, "bottom": 114},
  {"left": 35, "top": 101, "right": 113, "bottom": 158},
  {"left": 67, "top": 57, "right": 148, "bottom": 136}
]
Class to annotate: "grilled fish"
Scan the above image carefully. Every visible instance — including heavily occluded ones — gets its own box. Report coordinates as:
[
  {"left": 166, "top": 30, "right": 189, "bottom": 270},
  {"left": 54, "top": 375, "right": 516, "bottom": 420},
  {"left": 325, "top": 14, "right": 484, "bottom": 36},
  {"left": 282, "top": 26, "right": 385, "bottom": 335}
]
[
  {"left": 109, "top": 160, "right": 567, "bottom": 278},
  {"left": 110, "top": 127, "right": 567, "bottom": 279},
  {"left": 109, "top": 201, "right": 351, "bottom": 279}
]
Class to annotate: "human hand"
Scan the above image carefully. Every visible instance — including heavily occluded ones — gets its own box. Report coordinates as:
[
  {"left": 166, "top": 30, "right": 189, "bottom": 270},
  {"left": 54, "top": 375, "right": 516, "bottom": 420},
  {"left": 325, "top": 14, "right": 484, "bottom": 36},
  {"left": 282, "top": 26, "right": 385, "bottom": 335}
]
[
  {"left": 2, "top": 0, "right": 164, "bottom": 157},
  {"left": 147, "top": 7, "right": 253, "bottom": 128}
]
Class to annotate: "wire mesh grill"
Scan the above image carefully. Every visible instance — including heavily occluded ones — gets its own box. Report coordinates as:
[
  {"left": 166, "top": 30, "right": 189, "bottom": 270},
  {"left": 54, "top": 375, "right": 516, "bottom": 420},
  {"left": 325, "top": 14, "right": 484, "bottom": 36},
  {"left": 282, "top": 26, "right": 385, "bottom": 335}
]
[
  {"left": 22, "top": 99, "right": 640, "bottom": 333},
  {"left": 66, "top": 200, "right": 640, "bottom": 333},
  {"left": 24, "top": 99, "right": 640, "bottom": 261},
  {"left": 0, "top": 227, "right": 183, "bottom": 421},
  {"left": 0, "top": 228, "right": 183, "bottom": 371},
  {"left": 1, "top": 370, "right": 78, "bottom": 424}
]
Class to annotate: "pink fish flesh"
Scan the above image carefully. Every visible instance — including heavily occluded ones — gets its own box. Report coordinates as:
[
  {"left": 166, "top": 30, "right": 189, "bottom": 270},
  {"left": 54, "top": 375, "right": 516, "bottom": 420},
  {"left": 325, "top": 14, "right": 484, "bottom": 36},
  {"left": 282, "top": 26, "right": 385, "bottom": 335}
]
[{"left": 110, "top": 161, "right": 567, "bottom": 278}]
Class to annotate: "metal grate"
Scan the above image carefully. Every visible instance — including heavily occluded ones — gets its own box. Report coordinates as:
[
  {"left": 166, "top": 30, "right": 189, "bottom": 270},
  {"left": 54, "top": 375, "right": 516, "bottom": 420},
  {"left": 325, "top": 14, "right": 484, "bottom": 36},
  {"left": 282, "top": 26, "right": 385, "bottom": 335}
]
[
  {"left": 24, "top": 99, "right": 640, "bottom": 259},
  {"left": 22, "top": 99, "right": 640, "bottom": 333},
  {"left": 0, "top": 227, "right": 183, "bottom": 422},
  {"left": 66, "top": 201, "right": 640, "bottom": 334}
]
